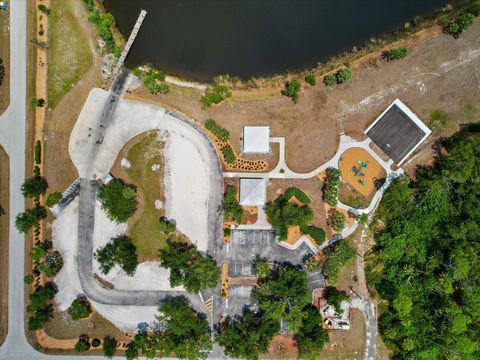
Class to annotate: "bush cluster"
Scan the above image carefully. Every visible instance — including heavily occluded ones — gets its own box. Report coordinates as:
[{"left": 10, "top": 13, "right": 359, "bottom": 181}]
[
  {"left": 331, "top": 210, "right": 346, "bottom": 232},
  {"left": 135, "top": 67, "right": 169, "bottom": 94},
  {"left": 223, "top": 185, "right": 244, "bottom": 224},
  {"left": 443, "top": 2, "right": 480, "bottom": 38},
  {"left": 305, "top": 73, "right": 316, "bottom": 86},
  {"left": 68, "top": 296, "right": 92, "bottom": 321},
  {"left": 324, "top": 167, "right": 342, "bottom": 206},
  {"left": 27, "top": 282, "right": 57, "bottom": 331},
  {"left": 281, "top": 79, "right": 301, "bottom": 103},
  {"left": 204, "top": 118, "right": 230, "bottom": 141},
  {"left": 323, "top": 67, "right": 352, "bottom": 86},
  {"left": 383, "top": 47, "right": 408, "bottom": 61},
  {"left": 38, "top": 250, "right": 64, "bottom": 277},
  {"left": 83, "top": 0, "right": 120, "bottom": 56},
  {"left": 45, "top": 191, "right": 62, "bottom": 208},
  {"left": 201, "top": 85, "right": 232, "bottom": 106},
  {"left": 300, "top": 225, "right": 326, "bottom": 244},
  {"left": 221, "top": 145, "right": 236, "bottom": 164}
]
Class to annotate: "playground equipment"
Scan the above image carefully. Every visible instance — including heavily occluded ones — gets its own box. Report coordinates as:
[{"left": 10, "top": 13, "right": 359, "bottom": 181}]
[
  {"left": 0, "top": 1, "right": 8, "bottom": 11},
  {"left": 358, "top": 179, "right": 367, "bottom": 188},
  {"left": 351, "top": 160, "right": 368, "bottom": 178}
]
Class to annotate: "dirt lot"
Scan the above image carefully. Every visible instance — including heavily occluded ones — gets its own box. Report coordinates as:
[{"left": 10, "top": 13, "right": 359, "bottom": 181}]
[
  {"left": 0, "top": 145, "right": 9, "bottom": 345},
  {"left": 0, "top": 7, "right": 9, "bottom": 114},
  {"left": 129, "top": 20, "right": 480, "bottom": 175}
]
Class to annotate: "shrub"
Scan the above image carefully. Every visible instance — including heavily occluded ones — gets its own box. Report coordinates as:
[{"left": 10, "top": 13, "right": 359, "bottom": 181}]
[
  {"left": 68, "top": 297, "right": 92, "bottom": 320},
  {"left": 331, "top": 210, "right": 346, "bottom": 232},
  {"left": 446, "top": 12, "right": 476, "bottom": 38},
  {"left": 323, "top": 67, "right": 352, "bottom": 86},
  {"left": 94, "top": 235, "right": 138, "bottom": 276},
  {"left": 143, "top": 74, "right": 169, "bottom": 94},
  {"left": 323, "top": 240, "right": 356, "bottom": 284},
  {"left": 158, "top": 217, "right": 176, "bottom": 234},
  {"left": 98, "top": 179, "right": 137, "bottom": 223},
  {"left": 38, "top": 250, "right": 63, "bottom": 277},
  {"left": 222, "top": 145, "right": 236, "bottom": 164},
  {"left": 324, "top": 167, "right": 342, "bottom": 206},
  {"left": 300, "top": 225, "right": 326, "bottom": 244},
  {"left": 201, "top": 84, "right": 232, "bottom": 106},
  {"left": 45, "top": 191, "right": 62, "bottom": 208},
  {"left": 74, "top": 335, "right": 91, "bottom": 352},
  {"left": 204, "top": 118, "right": 230, "bottom": 141},
  {"left": 15, "top": 206, "right": 47, "bottom": 234},
  {"left": 281, "top": 80, "right": 301, "bottom": 103},
  {"left": 34, "top": 140, "right": 41, "bottom": 164},
  {"left": 223, "top": 228, "right": 231, "bottom": 237},
  {"left": 24, "top": 274, "right": 34, "bottom": 284},
  {"left": 305, "top": 73, "right": 316, "bottom": 86},
  {"left": 84, "top": 1, "right": 120, "bottom": 55},
  {"left": 91, "top": 338, "right": 101, "bottom": 347},
  {"left": 102, "top": 336, "right": 117, "bottom": 358},
  {"left": 283, "top": 187, "right": 311, "bottom": 204},
  {"left": 466, "top": 1, "right": 480, "bottom": 16},
  {"left": 323, "top": 74, "right": 337, "bottom": 86},
  {"left": 383, "top": 47, "right": 408, "bottom": 61},
  {"left": 223, "top": 185, "right": 244, "bottom": 223},
  {"left": 30, "top": 97, "right": 45, "bottom": 108},
  {"left": 21, "top": 175, "right": 48, "bottom": 198}
]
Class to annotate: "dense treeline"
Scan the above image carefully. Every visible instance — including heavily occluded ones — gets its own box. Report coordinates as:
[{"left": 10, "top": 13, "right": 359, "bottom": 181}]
[{"left": 368, "top": 125, "right": 480, "bottom": 359}]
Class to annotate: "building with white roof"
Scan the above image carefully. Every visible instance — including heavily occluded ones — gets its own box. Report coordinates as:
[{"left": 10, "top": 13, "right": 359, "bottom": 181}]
[
  {"left": 239, "top": 178, "right": 267, "bottom": 206},
  {"left": 243, "top": 126, "right": 270, "bottom": 153}
]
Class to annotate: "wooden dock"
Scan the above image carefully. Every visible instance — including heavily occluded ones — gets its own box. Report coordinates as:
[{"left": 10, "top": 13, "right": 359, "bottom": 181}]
[{"left": 111, "top": 9, "right": 147, "bottom": 77}]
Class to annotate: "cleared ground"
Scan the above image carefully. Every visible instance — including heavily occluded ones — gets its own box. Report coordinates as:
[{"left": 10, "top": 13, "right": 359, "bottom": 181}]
[
  {"left": 47, "top": 0, "right": 92, "bottom": 108},
  {"left": 0, "top": 7, "right": 9, "bottom": 114},
  {"left": 0, "top": 145, "right": 9, "bottom": 345}
]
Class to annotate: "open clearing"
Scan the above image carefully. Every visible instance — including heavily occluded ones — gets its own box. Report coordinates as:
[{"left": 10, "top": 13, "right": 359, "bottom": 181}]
[
  {"left": 47, "top": 0, "right": 92, "bottom": 108},
  {"left": 0, "top": 146, "right": 8, "bottom": 345},
  {"left": 0, "top": 8, "right": 9, "bottom": 114}
]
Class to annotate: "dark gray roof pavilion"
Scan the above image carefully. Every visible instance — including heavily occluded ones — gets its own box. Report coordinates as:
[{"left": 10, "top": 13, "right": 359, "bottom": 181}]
[{"left": 365, "top": 99, "right": 431, "bottom": 165}]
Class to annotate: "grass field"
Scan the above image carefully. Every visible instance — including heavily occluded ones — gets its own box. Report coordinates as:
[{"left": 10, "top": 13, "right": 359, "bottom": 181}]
[
  {"left": 126, "top": 133, "right": 169, "bottom": 261},
  {"left": 47, "top": 0, "right": 92, "bottom": 108}
]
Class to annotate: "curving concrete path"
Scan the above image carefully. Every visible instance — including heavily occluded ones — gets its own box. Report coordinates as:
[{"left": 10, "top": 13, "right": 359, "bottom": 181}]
[{"left": 69, "top": 88, "right": 224, "bottom": 309}]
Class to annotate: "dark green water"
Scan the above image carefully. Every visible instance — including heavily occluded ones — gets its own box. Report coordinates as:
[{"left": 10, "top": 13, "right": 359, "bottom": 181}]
[{"left": 104, "top": 0, "right": 450, "bottom": 82}]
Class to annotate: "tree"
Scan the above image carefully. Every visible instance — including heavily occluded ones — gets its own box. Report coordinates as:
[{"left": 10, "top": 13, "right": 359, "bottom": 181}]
[
  {"left": 331, "top": 210, "right": 346, "bottom": 232},
  {"left": 21, "top": 175, "right": 48, "bottom": 198},
  {"left": 223, "top": 185, "right": 244, "bottom": 223},
  {"left": 98, "top": 178, "right": 137, "bottom": 223},
  {"left": 15, "top": 205, "right": 47, "bottom": 233},
  {"left": 45, "top": 191, "right": 62, "bottom": 207},
  {"left": 30, "top": 97, "right": 45, "bottom": 107},
  {"left": 74, "top": 335, "right": 91, "bottom": 352},
  {"left": 68, "top": 296, "right": 92, "bottom": 320},
  {"left": 102, "top": 336, "right": 117, "bottom": 358},
  {"left": 38, "top": 250, "right": 63, "bottom": 277},
  {"left": 94, "top": 235, "right": 138, "bottom": 276},
  {"left": 157, "top": 297, "right": 212, "bottom": 359},
  {"left": 158, "top": 239, "right": 219, "bottom": 292},
  {"left": 253, "top": 265, "right": 311, "bottom": 330},
  {"left": 295, "top": 306, "right": 329, "bottom": 359},
  {"left": 323, "top": 240, "right": 356, "bottom": 284},
  {"left": 27, "top": 304, "right": 53, "bottom": 331},
  {"left": 216, "top": 310, "right": 279, "bottom": 360},
  {"left": 27, "top": 282, "right": 57, "bottom": 313},
  {"left": 326, "top": 287, "right": 349, "bottom": 315},
  {"left": 158, "top": 217, "right": 176, "bottom": 234},
  {"left": 281, "top": 80, "right": 301, "bottom": 103}
]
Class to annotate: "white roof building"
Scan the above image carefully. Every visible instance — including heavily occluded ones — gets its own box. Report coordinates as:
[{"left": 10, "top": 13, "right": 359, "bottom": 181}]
[
  {"left": 239, "top": 178, "right": 267, "bottom": 206},
  {"left": 243, "top": 126, "right": 270, "bottom": 153}
]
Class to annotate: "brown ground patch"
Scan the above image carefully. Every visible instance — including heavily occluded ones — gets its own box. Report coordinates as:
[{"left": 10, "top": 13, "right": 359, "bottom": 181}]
[
  {"left": 263, "top": 334, "right": 298, "bottom": 359},
  {"left": 0, "top": 8, "right": 9, "bottom": 114},
  {"left": 241, "top": 206, "right": 258, "bottom": 225},
  {"left": 339, "top": 147, "right": 384, "bottom": 197},
  {"left": 0, "top": 146, "right": 9, "bottom": 345},
  {"left": 286, "top": 225, "right": 302, "bottom": 246}
]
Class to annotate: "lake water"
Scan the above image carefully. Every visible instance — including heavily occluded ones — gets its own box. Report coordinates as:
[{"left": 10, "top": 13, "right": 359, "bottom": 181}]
[{"left": 103, "top": 0, "right": 449, "bottom": 82}]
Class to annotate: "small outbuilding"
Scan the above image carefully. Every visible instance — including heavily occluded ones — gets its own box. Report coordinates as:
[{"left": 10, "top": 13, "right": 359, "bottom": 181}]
[
  {"left": 243, "top": 126, "right": 270, "bottom": 154},
  {"left": 365, "top": 99, "right": 431, "bottom": 165},
  {"left": 239, "top": 178, "right": 267, "bottom": 206}
]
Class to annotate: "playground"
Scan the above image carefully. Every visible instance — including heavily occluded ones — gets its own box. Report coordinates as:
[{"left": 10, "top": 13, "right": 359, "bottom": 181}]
[{"left": 338, "top": 147, "right": 385, "bottom": 198}]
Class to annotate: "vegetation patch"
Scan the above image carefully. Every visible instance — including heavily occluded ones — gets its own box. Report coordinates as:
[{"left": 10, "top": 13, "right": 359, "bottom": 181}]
[
  {"left": 67, "top": 296, "right": 92, "bottom": 321},
  {"left": 281, "top": 79, "right": 301, "bottom": 103},
  {"left": 324, "top": 168, "right": 342, "bottom": 206},
  {"left": 159, "top": 239, "right": 219, "bottom": 292},
  {"left": 442, "top": 2, "right": 480, "bottom": 38},
  {"left": 382, "top": 47, "right": 408, "bottom": 61},
  {"left": 368, "top": 125, "right": 480, "bottom": 358},
  {"left": 48, "top": 0, "right": 92, "bottom": 108},
  {"left": 45, "top": 191, "right": 62, "bottom": 208},
  {"left": 305, "top": 73, "right": 316, "bottom": 86},
  {"left": 323, "top": 66, "right": 352, "bottom": 86},
  {"left": 98, "top": 178, "right": 137, "bottom": 223},
  {"left": 94, "top": 235, "right": 139, "bottom": 276},
  {"left": 300, "top": 225, "right": 325, "bottom": 244},
  {"left": 223, "top": 185, "right": 244, "bottom": 224},
  {"left": 323, "top": 239, "right": 356, "bottom": 284},
  {"left": 201, "top": 84, "right": 232, "bottom": 106},
  {"left": 134, "top": 66, "right": 169, "bottom": 95},
  {"left": 204, "top": 118, "right": 230, "bottom": 141},
  {"left": 221, "top": 144, "right": 236, "bottom": 164}
]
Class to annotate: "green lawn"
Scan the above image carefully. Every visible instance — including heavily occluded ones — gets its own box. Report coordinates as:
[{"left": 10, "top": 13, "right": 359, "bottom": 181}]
[
  {"left": 47, "top": 0, "right": 92, "bottom": 108},
  {"left": 127, "top": 133, "right": 169, "bottom": 261}
]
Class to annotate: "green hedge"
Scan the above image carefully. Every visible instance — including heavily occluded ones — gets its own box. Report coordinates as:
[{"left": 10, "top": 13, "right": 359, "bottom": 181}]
[
  {"left": 34, "top": 141, "right": 41, "bottom": 164},
  {"left": 283, "top": 187, "right": 311, "bottom": 204},
  {"left": 222, "top": 145, "right": 236, "bottom": 164},
  {"left": 204, "top": 119, "right": 230, "bottom": 141},
  {"left": 300, "top": 225, "right": 325, "bottom": 244}
]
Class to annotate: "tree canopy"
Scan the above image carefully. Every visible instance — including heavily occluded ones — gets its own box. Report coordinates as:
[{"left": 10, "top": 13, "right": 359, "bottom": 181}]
[
  {"left": 68, "top": 297, "right": 92, "bottom": 320},
  {"left": 369, "top": 125, "right": 480, "bottom": 358},
  {"left": 158, "top": 239, "right": 219, "bottom": 293},
  {"left": 21, "top": 175, "right": 48, "bottom": 198},
  {"left": 98, "top": 178, "right": 137, "bottom": 223},
  {"left": 94, "top": 235, "right": 138, "bottom": 276},
  {"left": 295, "top": 306, "right": 329, "bottom": 360}
]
